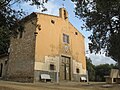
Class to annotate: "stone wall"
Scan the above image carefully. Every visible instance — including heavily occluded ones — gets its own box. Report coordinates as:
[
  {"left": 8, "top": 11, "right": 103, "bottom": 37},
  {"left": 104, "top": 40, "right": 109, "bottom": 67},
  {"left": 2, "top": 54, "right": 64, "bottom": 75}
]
[
  {"left": 34, "top": 56, "right": 59, "bottom": 82},
  {"left": 0, "top": 55, "right": 8, "bottom": 78},
  {"left": 6, "top": 17, "right": 37, "bottom": 82}
]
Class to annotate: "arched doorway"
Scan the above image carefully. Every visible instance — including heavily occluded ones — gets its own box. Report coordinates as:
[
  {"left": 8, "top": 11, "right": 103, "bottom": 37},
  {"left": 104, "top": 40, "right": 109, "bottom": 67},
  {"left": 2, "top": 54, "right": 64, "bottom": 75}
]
[{"left": 0, "top": 63, "right": 3, "bottom": 77}]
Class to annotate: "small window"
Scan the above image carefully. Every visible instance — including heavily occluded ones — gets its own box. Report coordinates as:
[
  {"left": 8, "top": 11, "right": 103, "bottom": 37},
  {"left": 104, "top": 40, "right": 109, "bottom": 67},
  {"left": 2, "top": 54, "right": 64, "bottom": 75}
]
[
  {"left": 51, "top": 20, "right": 55, "bottom": 24},
  {"left": 64, "top": 10, "right": 66, "bottom": 19},
  {"left": 63, "top": 34, "right": 69, "bottom": 44},
  {"left": 64, "top": 10, "right": 67, "bottom": 19},
  {"left": 50, "top": 64, "right": 55, "bottom": 70},
  {"left": 75, "top": 32, "right": 78, "bottom": 35},
  {"left": 5, "top": 61, "right": 7, "bottom": 65},
  {"left": 76, "top": 68, "right": 80, "bottom": 73},
  {"left": 18, "top": 25, "right": 24, "bottom": 38}
]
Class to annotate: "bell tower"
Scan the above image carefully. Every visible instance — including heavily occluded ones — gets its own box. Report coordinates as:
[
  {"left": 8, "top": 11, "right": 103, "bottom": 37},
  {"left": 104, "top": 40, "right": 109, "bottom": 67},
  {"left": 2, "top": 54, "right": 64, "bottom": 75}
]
[{"left": 59, "top": 8, "right": 68, "bottom": 20}]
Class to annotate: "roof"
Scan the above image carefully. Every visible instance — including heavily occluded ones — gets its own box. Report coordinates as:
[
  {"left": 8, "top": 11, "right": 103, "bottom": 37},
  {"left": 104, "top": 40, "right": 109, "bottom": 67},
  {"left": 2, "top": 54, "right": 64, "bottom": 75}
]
[
  {"left": 35, "top": 12, "right": 60, "bottom": 18},
  {"left": 11, "top": 12, "right": 37, "bottom": 30},
  {"left": 20, "top": 12, "right": 37, "bottom": 23}
]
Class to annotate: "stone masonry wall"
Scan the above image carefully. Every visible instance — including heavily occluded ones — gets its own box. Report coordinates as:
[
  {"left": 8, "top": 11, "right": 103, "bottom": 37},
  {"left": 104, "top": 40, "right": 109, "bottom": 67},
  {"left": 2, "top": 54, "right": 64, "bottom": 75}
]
[
  {"left": 6, "top": 17, "right": 37, "bottom": 82},
  {"left": 0, "top": 56, "right": 8, "bottom": 78}
]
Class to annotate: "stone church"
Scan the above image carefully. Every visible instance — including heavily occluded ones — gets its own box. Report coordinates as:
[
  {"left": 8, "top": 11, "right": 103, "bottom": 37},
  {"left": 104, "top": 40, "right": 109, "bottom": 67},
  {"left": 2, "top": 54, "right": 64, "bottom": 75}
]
[{"left": 0, "top": 8, "right": 86, "bottom": 82}]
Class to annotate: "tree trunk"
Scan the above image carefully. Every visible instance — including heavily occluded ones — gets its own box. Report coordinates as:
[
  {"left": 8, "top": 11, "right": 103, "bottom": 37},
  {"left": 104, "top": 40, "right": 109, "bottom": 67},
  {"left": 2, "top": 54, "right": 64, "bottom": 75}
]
[{"left": 118, "top": 61, "right": 120, "bottom": 75}]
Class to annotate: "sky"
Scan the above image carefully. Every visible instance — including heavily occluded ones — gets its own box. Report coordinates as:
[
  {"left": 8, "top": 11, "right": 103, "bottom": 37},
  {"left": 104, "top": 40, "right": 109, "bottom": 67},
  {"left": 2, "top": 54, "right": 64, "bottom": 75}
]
[{"left": 13, "top": 0, "right": 116, "bottom": 65}]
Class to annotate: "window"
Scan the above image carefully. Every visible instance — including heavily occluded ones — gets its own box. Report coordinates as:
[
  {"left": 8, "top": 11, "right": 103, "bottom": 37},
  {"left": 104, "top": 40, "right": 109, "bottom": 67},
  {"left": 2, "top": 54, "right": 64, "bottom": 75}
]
[
  {"left": 75, "top": 32, "right": 78, "bottom": 35},
  {"left": 64, "top": 10, "right": 66, "bottom": 19},
  {"left": 64, "top": 10, "right": 68, "bottom": 19},
  {"left": 51, "top": 20, "right": 55, "bottom": 24},
  {"left": 76, "top": 68, "right": 80, "bottom": 73},
  {"left": 18, "top": 25, "right": 24, "bottom": 38},
  {"left": 5, "top": 61, "right": 7, "bottom": 65},
  {"left": 50, "top": 64, "right": 55, "bottom": 70},
  {"left": 63, "top": 34, "right": 69, "bottom": 44}
]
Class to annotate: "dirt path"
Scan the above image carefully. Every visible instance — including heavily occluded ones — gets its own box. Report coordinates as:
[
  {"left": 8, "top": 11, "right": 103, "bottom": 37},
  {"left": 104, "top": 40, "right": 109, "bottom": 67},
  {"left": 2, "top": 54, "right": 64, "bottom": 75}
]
[
  {"left": 0, "top": 81, "right": 80, "bottom": 90},
  {"left": 0, "top": 80, "right": 120, "bottom": 90}
]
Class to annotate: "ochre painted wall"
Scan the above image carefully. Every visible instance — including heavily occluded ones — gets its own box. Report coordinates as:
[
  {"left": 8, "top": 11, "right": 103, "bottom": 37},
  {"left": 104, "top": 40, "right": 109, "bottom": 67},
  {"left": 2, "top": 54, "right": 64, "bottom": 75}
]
[{"left": 35, "top": 8, "right": 86, "bottom": 70}]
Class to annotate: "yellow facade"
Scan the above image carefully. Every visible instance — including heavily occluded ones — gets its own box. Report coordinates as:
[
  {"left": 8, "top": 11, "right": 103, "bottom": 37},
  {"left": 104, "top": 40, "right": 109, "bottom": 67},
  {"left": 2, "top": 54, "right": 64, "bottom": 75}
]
[{"left": 34, "top": 8, "right": 86, "bottom": 81}]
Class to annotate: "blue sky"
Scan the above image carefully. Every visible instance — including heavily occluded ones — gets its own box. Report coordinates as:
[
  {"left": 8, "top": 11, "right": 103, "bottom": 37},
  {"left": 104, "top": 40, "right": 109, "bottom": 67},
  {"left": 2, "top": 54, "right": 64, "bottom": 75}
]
[{"left": 13, "top": 0, "right": 116, "bottom": 65}]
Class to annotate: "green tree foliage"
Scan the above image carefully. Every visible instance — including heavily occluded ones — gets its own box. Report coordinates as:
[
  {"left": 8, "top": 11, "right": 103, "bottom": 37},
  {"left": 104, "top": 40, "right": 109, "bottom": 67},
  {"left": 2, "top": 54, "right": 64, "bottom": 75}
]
[
  {"left": 95, "top": 64, "right": 112, "bottom": 81},
  {"left": 0, "top": 27, "right": 10, "bottom": 54},
  {"left": 86, "top": 57, "right": 95, "bottom": 81},
  {"left": 86, "top": 57, "right": 118, "bottom": 82},
  {"left": 108, "top": 33, "right": 120, "bottom": 69},
  {"left": 71, "top": 0, "right": 120, "bottom": 68},
  {"left": 0, "top": 0, "right": 48, "bottom": 54}
]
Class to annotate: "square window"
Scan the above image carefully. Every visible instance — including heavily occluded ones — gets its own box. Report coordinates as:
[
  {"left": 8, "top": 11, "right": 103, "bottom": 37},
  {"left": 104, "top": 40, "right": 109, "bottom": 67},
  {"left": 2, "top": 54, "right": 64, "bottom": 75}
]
[
  {"left": 50, "top": 64, "right": 55, "bottom": 70},
  {"left": 63, "top": 34, "right": 69, "bottom": 44},
  {"left": 76, "top": 68, "right": 80, "bottom": 73}
]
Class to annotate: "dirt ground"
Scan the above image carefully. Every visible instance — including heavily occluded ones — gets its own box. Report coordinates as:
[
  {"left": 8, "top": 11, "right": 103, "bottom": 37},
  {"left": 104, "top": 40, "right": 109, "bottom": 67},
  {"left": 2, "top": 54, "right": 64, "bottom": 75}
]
[{"left": 0, "top": 80, "right": 120, "bottom": 90}]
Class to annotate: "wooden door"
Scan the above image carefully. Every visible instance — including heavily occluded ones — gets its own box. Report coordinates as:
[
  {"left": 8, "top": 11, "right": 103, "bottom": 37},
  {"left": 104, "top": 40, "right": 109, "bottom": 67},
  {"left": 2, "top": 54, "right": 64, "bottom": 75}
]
[{"left": 60, "top": 56, "right": 71, "bottom": 81}]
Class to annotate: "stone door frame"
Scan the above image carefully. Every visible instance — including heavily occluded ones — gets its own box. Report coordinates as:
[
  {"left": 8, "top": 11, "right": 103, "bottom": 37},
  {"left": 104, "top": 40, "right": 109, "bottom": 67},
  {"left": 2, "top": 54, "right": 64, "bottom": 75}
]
[{"left": 59, "top": 55, "right": 71, "bottom": 81}]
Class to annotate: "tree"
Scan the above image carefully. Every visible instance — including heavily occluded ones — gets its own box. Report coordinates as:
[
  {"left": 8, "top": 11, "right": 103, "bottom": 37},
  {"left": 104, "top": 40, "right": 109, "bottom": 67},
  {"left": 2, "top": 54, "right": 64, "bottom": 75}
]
[
  {"left": 0, "top": 0, "right": 48, "bottom": 54},
  {"left": 108, "top": 32, "right": 120, "bottom": 69},
  {"left": 95, "top": 64, "right": 112, "bottom": 81},
  {"left": 94, "top": 64, "right": 117, "bottom": 82},
  {"left": 86, "top": 57, "right": 95, "bottom": 81},
  {"left": 71, "top": 0, "right": 120, "bottom": 69},
  {"left": 86, "top": 57, "right": 118, "bottom": 82},
  {"left": 0, "top": 27, "right": 10, "bottom": 54}
]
